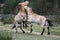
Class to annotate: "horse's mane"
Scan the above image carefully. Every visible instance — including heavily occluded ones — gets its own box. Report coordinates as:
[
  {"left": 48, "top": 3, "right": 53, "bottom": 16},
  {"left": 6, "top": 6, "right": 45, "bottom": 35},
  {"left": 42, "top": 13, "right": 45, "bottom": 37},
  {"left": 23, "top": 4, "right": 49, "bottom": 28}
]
[
  {"left": 32, "top": 8, "right": 39, "bottom": 14},
  {"left": 27, "top": 7, "right": 40, "bottom": 15},
  {"left": 18, "top": 3, "right": 25, "bottom": 12},
  {"left": 24, "top": 6, "right": 39, "bottom": 15},
  {"left": 29, "top": 7, "right": 38, "bottom": 14}
]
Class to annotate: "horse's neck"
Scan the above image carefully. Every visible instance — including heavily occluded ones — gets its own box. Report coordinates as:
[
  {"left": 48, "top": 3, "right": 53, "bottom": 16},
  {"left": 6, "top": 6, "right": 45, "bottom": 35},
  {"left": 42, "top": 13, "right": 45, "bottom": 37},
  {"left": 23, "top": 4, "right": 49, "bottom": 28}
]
[
  {"left": 17, "top": 12, "right": 20, "bottom": 15},
  {"left": 27, "top": 9, "right": 34, "bottom": 15},
  {"left": 19, "top": 9, "right": 25, "bottom": 13},
  {"left": 26, "top": 10, "right": 33, "bottom": 15},
  {"left": 27, "top": 11, "right": 40, "bottom": 18},
  {"left": 18, "top": 11, "right": 24, "bottom": 15},
  {"left": 17, "top": 11, "right": 26, "bottom": 18}
]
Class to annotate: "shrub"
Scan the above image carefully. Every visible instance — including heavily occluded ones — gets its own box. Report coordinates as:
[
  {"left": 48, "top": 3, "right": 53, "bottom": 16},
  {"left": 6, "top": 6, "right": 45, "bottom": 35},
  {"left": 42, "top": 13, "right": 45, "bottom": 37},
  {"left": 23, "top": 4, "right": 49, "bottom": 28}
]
[
  {"left": 50, "top": 16, "right": 60, "bottom": 24},
  {"left": 1, "top": 15, "right": 14, "bottom": 24},
  {"left": 3, "top": 0, "right": 21, "bottom": 14},
  {"left": 0, "top": 31, "right": 12, "bottom": 40}
]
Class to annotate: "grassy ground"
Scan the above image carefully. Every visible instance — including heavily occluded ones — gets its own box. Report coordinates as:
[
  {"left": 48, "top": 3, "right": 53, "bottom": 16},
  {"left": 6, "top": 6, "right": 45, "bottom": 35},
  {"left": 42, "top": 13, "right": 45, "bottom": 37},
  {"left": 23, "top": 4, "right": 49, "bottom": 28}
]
[
  {"left": 0, "top": 23, "right": 60, "bottom": 35},
  {"left": 12, "top": 32, "right": 60, "bottom": 40},
  {"left": 0, "top": 30, "right": 60, "bottom": 40},
  {"left": 0, "top": 31, "right": 12, "bottom": 40},
  {"left": 0, "top": 23, "right": 60, "bottom": 40},
  {"left": 27, "top": 24, "right": 60, "bottom": 36}
]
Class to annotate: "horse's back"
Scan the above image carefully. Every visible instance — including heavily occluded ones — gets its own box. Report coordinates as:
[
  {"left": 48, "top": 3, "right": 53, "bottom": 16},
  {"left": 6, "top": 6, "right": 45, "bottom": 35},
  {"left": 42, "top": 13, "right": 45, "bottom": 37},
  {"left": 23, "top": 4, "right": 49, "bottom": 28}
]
[{"left": 39, "top": 16, "right": 46, "bottom": 23}]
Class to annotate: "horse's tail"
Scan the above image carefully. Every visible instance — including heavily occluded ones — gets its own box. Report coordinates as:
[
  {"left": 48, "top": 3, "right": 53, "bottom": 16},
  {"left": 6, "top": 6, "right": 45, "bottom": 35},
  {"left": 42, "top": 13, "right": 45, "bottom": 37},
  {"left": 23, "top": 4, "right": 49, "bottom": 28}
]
[{"left": 46, "top": 19, "right": 53, "bottom": 27}]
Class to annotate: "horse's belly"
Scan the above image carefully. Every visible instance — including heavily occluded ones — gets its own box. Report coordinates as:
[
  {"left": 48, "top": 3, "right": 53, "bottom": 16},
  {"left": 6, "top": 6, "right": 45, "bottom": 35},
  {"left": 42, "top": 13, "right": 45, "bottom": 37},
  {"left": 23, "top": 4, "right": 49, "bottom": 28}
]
[
  {"left": 28, "top": 17, "right": 39, "bottom": 23},
  {"left": 14, "top": 15, "right": 22, "bottom": 22}
]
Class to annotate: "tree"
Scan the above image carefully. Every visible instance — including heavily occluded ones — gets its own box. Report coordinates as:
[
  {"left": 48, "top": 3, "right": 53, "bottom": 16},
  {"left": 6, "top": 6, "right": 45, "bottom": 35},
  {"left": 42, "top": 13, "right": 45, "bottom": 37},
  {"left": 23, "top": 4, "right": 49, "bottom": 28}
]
[
  {"left": 3, "top": 0, "right": 21, "bottom": 14},
  {"left": 52, "top": 0, "right": 59, "bottom": 11}
]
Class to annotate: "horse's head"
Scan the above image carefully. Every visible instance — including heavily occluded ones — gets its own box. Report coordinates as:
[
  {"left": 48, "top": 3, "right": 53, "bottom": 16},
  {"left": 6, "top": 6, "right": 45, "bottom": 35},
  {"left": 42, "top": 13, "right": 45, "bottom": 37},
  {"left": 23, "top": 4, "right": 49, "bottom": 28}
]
[
  {"left": 18, "top": 1, "right": 29, "bottom": 8},
  {"left": 24, "top": 1, "right": 29, "bottom": 6},
  {"left": 18, "top": 3, "right": 25, "bottom": 12},
  {"left": 24, "top": 6, "right": 33, "bottom": 14},
  {"left": 18, "top": 1, "right": 29, "bottom": 12}
]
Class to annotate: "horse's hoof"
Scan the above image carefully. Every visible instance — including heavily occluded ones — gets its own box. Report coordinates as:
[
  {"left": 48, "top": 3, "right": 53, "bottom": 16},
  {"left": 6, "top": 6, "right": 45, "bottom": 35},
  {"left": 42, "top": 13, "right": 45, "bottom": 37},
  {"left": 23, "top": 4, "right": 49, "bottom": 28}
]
[
  {"left": 48, "top": 33, "right": 50, "bottom": 35},
  {"left": 30, "top": 29, "right": 33, "bottom": 33},
  {"left": 23, "top": 31, "right": 25, "bottom": 33},
  {"left": 41, "top": 33, "right": 43, "bottom": 35}
]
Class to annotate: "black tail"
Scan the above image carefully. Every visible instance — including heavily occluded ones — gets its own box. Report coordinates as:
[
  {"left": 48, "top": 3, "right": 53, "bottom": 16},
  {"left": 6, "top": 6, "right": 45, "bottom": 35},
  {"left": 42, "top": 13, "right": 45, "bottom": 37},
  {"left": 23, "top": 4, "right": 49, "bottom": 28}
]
[
  {"left": 11, "top": 24, "right": 16, "bottom": 29},
  {"left": 46, "top": 19, "right": 53, "bottom": 26}
]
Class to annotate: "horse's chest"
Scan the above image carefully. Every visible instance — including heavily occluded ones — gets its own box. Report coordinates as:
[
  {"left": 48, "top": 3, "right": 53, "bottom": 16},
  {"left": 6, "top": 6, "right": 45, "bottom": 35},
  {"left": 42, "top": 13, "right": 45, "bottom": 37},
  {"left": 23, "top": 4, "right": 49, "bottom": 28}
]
[{"left": 14, "top": 16, "right": 20, "bottom": 22}]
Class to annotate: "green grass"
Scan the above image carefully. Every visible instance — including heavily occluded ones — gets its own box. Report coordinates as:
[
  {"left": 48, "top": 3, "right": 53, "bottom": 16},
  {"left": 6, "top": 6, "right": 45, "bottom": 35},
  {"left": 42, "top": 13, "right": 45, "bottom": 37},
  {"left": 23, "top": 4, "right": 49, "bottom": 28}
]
[
  {"left": 12, "top": 32, "right": 60, "bottom": 40},
  {"left": 0, "top": 30, "right": 60, "bottom": 40},
  {"left": 1, "top": 24, "right": 60, "bottom": 36},
  {"left": 51, "top": 30, "right": 60, "bottom": 35},
  {"left": 0, "top": 30, "right": 12, "bottom": 40},
  {"left": 0, "top": 24, "right": 60, "bottom": 40},
  {"left": 27, "top": 24, "right": 60, "bottom": 36},
  {"left": 27, "top": 25, "right": 42, "bottom": 32}
]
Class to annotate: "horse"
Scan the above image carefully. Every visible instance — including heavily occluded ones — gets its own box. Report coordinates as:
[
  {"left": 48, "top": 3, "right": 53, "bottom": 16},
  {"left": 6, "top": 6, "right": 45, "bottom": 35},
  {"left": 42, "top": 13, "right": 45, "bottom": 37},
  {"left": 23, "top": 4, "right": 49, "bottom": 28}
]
[
  {"left": 24, "top": 6, "right": 53, "bottom": 35},
  {"left": 12, "top": 1, "right": 29, "bottom": 33}
]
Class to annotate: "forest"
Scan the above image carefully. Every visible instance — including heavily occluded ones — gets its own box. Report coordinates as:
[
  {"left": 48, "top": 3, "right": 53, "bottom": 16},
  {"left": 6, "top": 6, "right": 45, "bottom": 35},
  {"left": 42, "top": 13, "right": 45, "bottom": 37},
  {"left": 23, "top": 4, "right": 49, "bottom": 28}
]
[
  {"left": 0, "top": 0, "right": 60, "bottom": 15},
  {"left": 0, "top": 0, "right": 60, "bottom": 24},
  {"left": 0, "top": 0, "right": 60, "bottom": 40}
]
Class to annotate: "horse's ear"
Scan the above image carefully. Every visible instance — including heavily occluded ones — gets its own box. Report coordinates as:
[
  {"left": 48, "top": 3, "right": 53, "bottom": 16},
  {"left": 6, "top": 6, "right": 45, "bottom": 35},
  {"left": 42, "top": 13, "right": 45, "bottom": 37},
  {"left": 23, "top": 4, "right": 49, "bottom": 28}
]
[
  {"left": 18, "top": 3, "right": 23, "bottom": 10},
  {"left": 18, "top": 3, "right": 25, "bottom": 12},
  {"left": 18, "top": 3, "right": 21, "bottom": 9}
]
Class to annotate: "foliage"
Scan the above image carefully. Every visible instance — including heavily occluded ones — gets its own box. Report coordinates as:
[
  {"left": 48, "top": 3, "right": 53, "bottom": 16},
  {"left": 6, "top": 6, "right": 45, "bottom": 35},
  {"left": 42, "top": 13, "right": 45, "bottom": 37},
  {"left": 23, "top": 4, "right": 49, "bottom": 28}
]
[
  {"left": 3, "top": 0, "right": 21, "bottom": 14},
  {"left": 0, "top": 0, "right": 5, "bottom": 3},
  {"left": 0, "top": 31, "right": 12, "bottom": 40},
  {"left": 49, "top": 16, "right": 60, "bottom": 24},
  {"left": 28, "top": 0, "right": 60, "bottom": 15},
  {"left": 1, "top": 15, "right": 14, "bottom": 24},
  {"left": 1, "top": 0, "right": 60, "bottom": 15}
]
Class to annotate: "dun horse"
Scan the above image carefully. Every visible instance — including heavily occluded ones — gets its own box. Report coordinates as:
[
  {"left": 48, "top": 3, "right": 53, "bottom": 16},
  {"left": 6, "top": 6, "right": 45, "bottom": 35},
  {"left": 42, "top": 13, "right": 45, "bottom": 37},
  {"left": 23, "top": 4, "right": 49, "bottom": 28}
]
[
  {"left": 12, "top": 1, "right": 29, "bottom": 33},
  {"left": 24, "top": 6, "right": 53, "bottom": 35}
]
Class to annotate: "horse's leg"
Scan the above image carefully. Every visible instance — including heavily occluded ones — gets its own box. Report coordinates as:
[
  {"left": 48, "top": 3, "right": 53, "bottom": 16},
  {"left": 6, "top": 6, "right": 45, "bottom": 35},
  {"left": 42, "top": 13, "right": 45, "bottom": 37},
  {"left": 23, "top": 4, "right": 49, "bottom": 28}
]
[
  {"left": 22, "top": 21, "right": 25, "bottom": 28},
  {"left": 20, "top": 23, "right": 25, "bottom": 33},
  {"left": 30, "top": 24, "right": 33, "bottom": 33},
  {"left": 40, "top": 23, "right": 45, "bottom": 35},
  {"left": 15, "top": 22, "right": 18, "bottom": 33},
  {"left": 47, "top": 27, "right": 50, "bottom": 35},
  {"left": 11, "top": 24, "right": 16, "bottom": 29},
  {"left": 24, "top": 21, "right": 28, "bottom": 28},
  {"left": 41, "top": 28, "right": 45, "bottom": 35}
]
